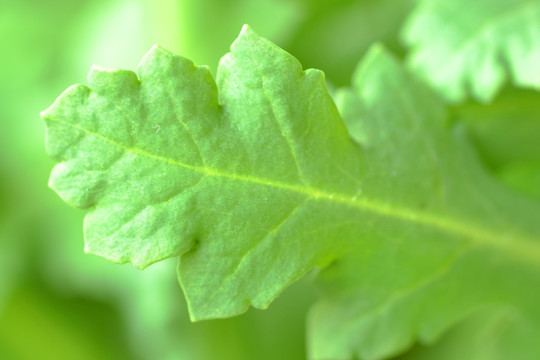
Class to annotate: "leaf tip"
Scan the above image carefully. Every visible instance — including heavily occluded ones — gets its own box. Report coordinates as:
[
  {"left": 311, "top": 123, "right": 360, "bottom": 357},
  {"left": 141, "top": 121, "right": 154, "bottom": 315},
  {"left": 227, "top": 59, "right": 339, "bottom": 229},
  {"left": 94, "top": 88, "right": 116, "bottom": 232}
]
[
  {"left": 137, "top": 43, "right": 198, "bottom": 78},
  {"left": 40, "top": 107, "right": 52, "bottom": 123},
  {"left": 352, "top": 43, "right": 402, "bottom": 88},
  {"left": 239, "top": 23, "right": 255, "bottom": 36},
  {"left": 41, "top": 84, "right": 91, "bottom": 124},
  {"left": 234, "top": 23, "right": 266, "bottom": 49},
  {"left": 240, "top": 23, "right": 250, "bottom": 32},
  {"left": 364, "top": 43, "right": 398, "bottom": 67},
  {"left": 141, "top": 44, "right": 174, "bottom": 62}
]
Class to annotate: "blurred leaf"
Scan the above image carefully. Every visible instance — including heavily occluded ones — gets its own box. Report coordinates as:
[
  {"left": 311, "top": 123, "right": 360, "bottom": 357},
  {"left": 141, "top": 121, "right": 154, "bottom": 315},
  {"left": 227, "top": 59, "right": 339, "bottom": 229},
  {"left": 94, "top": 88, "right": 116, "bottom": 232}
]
[
  {"left": 403, "top": 0, "right": 540, "bottom": 102},
  {"left": 308, "top": 46, "right": 540, "bottom": 360},
  {"left": 395, "top": 306, "right": 525, "bottom": 360}
]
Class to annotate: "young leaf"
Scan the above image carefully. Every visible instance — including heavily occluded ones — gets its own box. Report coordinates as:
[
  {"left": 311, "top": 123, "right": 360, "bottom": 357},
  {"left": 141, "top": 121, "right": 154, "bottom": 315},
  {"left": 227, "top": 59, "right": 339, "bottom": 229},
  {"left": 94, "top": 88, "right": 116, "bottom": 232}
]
[
  {"left": 308, "top": 45, "right": 540, "bottom": 360},
  {"left": 402, "top": 0, "right": 540, "bottom": 102}
]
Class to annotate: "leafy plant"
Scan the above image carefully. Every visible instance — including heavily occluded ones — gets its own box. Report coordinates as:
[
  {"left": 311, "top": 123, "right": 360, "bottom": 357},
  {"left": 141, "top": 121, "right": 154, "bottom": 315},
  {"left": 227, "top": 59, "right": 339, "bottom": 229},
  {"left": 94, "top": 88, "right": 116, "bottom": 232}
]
[{"left": 41, "top": 1, "right": 540, "bottom": 359}]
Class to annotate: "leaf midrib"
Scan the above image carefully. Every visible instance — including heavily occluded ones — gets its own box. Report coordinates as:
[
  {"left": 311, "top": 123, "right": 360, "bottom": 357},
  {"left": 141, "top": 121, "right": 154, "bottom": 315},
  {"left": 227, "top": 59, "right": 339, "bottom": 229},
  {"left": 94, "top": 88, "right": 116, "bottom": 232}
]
[{"left": 47, "top": 116, "right": 540, "bottom": 266}]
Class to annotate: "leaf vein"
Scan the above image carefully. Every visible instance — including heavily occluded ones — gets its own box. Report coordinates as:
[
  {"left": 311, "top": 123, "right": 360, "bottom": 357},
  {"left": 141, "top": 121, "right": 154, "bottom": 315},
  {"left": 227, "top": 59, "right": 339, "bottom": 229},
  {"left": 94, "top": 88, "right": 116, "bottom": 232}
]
[{"left": 47, "top": 116, "right": 540, "bottom": 265}]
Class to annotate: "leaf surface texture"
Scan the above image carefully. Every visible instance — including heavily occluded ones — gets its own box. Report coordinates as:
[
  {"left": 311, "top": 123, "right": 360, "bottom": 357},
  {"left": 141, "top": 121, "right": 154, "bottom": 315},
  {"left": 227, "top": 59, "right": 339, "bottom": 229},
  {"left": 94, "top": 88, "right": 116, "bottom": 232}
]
[
  {"left": 43, "top": 25, "right": 367, "bottom": 319},
  {"left": 43, "top": 26, "right": 540, "bottom": 358}
]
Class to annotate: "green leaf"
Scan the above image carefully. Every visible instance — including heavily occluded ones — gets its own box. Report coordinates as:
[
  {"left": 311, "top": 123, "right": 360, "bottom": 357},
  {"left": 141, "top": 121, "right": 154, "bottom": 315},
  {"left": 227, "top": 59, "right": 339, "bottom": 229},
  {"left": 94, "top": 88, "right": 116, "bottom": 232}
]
[
  {"left": 308, "top": 45, "right": 540, "bottom": 359},
  {"left": 43, "top": 26, "right": 540, "bottom": 360},
  {"left": 402, "top": 0, "right": 540, "bottom": 102},
  {"left": 43, "top": 25, "right": 363, "bottom": 320}
]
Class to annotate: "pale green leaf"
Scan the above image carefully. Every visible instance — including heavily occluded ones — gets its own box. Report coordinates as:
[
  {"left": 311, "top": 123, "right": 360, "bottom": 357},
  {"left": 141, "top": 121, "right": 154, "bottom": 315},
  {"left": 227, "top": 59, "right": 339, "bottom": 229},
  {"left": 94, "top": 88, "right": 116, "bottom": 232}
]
[
  {"left": 308, "top": 46, "right": 540, "bottom": 360},
  {"left": 43, "top": 26, "right": 540, "bottom": 360},
  {"left": 403, "top": 0, "right": 540, "bottom": 102},
  {"left": 43, "top": 25, "right": 363, "bottom": 320}
]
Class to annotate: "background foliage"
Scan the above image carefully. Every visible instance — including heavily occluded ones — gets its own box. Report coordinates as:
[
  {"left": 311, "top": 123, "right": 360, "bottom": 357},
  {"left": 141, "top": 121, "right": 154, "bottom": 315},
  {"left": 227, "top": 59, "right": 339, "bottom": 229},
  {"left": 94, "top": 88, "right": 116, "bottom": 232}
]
[{"left": 1, "top": 0, "right": 539, "bottom": 359}]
